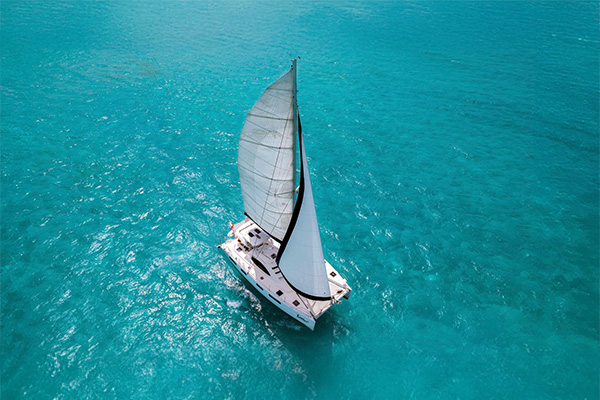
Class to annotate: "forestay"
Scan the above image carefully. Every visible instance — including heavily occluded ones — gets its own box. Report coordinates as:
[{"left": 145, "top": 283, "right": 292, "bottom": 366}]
[{"left": 238, "top": 71, "right": 296, "bottom": 241}]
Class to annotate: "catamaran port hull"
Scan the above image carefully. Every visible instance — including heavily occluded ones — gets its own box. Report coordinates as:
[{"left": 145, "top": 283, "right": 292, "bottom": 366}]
[{"left": 221, "top": 249, "right": 316, "bottom": 330}]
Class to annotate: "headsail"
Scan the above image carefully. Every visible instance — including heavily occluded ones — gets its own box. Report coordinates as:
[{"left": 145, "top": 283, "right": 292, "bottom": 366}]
[
  {"left": 276, "top": 116, "right": 331, "bottom": 300},
  {"left": 238, "top": 70, "right": 296, "bottom": 241}
]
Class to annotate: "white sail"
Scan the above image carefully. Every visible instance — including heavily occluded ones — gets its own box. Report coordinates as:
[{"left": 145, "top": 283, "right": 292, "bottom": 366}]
[
  {"left": 238, "top": 70, "right": 296, "bottom": 241},
  {"left": 277, "top": 119, "right": 332, "bottom": 300}
]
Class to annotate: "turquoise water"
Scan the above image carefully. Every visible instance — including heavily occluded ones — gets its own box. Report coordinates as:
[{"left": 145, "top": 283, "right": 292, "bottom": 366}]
[{"left": 2, "top": 1, "right": 598, "bottom": 398}]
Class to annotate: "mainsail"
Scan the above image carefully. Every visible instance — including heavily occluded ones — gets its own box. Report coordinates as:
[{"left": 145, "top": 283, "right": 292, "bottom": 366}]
[{"left": 238, "top": 70, "right": 296, "bottom": 241}]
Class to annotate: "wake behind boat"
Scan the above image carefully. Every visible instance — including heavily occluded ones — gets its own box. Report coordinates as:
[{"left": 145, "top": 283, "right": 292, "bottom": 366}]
[{"left": 218, "top": 59, "right": 351, "bottom": 330}]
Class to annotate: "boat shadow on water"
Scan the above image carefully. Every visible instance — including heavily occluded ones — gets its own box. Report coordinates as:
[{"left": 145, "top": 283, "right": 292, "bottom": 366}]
[
  {"left": 229, "top": 262, "right": 352, "bottom": 338},
  {"left": 236, "top": 277, "right": 350, "bottom": 383}
]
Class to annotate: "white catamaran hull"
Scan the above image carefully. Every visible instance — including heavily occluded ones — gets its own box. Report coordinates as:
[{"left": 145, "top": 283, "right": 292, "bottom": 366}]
[
  {"left": 219, "top": 59, "right": 351, "bottom": 329},
  {"left": 218, "top": 218, "right": 351, "bottom": 330}
]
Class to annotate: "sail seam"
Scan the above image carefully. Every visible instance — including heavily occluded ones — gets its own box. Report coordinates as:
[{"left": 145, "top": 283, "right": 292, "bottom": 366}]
[
  {"left": 238, "top": 154, "right": 294, "bottom": 172},
  {"left": 238, "top": 166, "right": 294, "bottom": 182},
  {"left": 239, "top": 137, "right": 294, "bottom": 150},
  {"left": 240, "top": 193, "right": 294, "bottom": 215},
  {"left": 246, "top": 114, "right": 293, "bottom": 121},
  {"left": 256, "top": 101, "right": 294, "bottom": 231},
  {"left": 243, "top": 119, "right": 289, "bottom": 133},
  {"left": 238, "top": 156, "right": 293, "bottom": 173}
]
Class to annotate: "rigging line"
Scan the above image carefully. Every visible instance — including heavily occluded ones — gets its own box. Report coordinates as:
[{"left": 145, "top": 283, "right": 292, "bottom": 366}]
[
  {"left": 258, "top": 91, "right": 293, "bottom": 103},
  {"left": 327, "top": 277, "right": 348, "bottom": 290},
  {"left": 238, "top": 150, "right": 295, "bottom": 172},
  {"left": 242, "top": 118, "right": 292, "bottom": 136},
  {"left": 246, "top": 113, "right": 292, "bottom": 121},
  {"left": 241, "top": 187, "right": 295, "bottom": 206},
  {"left": 296, "top": 294, "right": 317, "bottom": 319},
  {"left": 241, "top": 189, "right": 295, "bottom": 204},
  {"left": 239, "top": 153, "right": 290, "bottom": 170},
  {"left": 239, "top": 136, "right": 294, "bottom": 150},
  {"left": 238, "top": 166, "right": 294, "bottom": 182},
  {"left": 256, "top": 100, "right": 294, "bottom": 231},
  {"left": 251, "top": 93, "right": 292, "bottom": 116},
  {"left": 239, "top": 190, "right": 294, "bottom": 215},
  {"left": 267, "top": 87, "right": 293, "bottom": 92},
  {"left": 243, "top": 212, "right": 284, "bottom": 244}
]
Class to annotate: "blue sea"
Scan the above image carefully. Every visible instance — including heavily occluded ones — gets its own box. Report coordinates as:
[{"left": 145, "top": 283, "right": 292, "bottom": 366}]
[{"left": 1, "top": 1, "right": 598, "bottom": 398}]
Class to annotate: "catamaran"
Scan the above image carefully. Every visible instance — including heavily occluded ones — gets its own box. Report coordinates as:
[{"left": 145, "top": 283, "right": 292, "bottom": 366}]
[{"left": 218, "top": 59, "right": 351, "bottom": 330}]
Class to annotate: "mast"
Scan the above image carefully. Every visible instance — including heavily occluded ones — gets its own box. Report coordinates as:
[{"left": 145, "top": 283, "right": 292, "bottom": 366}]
[
  {"left": 291, "top": 59, "right": 298, "bottom": 194},
  {"left": 292, "top": 58, "right": 297, "bottom": 118}
]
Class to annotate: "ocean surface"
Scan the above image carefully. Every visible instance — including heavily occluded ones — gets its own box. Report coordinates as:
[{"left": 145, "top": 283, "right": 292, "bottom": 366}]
[{"left": 1, "top": 1, "right": 598, "bottom": 398}]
